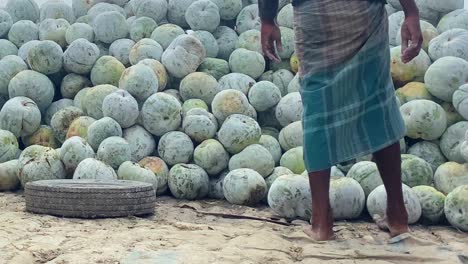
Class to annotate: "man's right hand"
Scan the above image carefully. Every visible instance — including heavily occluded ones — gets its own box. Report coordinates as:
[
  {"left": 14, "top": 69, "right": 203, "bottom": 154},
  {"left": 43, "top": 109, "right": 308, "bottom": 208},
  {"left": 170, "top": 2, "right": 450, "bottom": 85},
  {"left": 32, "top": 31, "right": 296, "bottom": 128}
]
[{"left": 261, "top": 21, "right": 283, "bottom": 63}]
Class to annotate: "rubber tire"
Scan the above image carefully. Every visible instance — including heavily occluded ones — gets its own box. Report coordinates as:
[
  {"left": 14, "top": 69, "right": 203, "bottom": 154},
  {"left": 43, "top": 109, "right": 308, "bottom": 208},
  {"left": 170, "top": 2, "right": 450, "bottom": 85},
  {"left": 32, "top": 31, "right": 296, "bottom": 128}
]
[{"left": 25, "top": 179, "right": 156, "bottom": 218}]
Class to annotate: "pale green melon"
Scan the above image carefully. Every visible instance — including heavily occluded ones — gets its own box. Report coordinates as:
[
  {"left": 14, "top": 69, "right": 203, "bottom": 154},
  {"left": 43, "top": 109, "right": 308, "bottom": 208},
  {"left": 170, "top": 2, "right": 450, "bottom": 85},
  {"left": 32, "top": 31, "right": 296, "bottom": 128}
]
[
  {"left": 390, "top": 46, "right": 431, "bottom": 86},
  {"left": 260, "top": 69, "right": 294, "bottom": 96},
  {"left": 440, "top": 122, "right": 468, "bottom": 163},
  {"left": 40, "top": 0, "right": 75, "bottom": 23},
  {"left": 150, "top": 23, "right": 185, "bottom": 50},
  {"left": 179, "top": 72, "right": 220, "bottom": 105},
  {"left": 90, "top": 56, "right": 125, "bottom": 87},
  {"left": 87, "top": 117, "right": 123, "bottom": 151},
  {"left": 412, "top": 185, "right": 446, "bottom": 224},
  {"left": 396, "top": 20, "right": 439, "bottom": 52},
  {"left": 102, "top": 89, "right": 139, "bottom": 129},
  {"left": 0, "top": 97, "right": 41, "bottom": 138},
  {"left": 279, "top": 146, "right": 305, "bottom": 174},
  {"left": 0, "top": 40, "right": 18, "bottom": 61},
  {"left": 60, "top": 136, "right": 95, "bottom": 176},
  {"left": 158, "top": 131, "right": 194, "bottom": 166},
  {"left": 117, "top": 161, "right": 158, "bottom": 189},
  {"left": 167, "top": 0, "right": 196, "bottom": 28},
  {"left": 268, "top": 174, "right": 311, "bottom": 220},
  {"left": 437, "top": 9, "right": 468, "bottom": 33},
  {"left": 109, "top": 39, "right": 135, "bottom": 67},
  {"left": 275, "top": 92, "right": 303, "bottom": 127},
  {"left": 60, "top": 73, "right": 91, "bottom": 99},
  {"left": 87, "top": 3, "right": 126, "bottom": 21},
  {"left": 434, "top": 162, "right": 468, "bottom": 194},
  {"left": 197, "top": 58, "right": 230, "bottom": 80},
  {"left": 139, "top": 156, "right": 169, "bottom": 195},
  {"left": 429, "top": 29, "right": 468, "bottom": 62},
  {"left": 330, "top": 177, "right": 365, "bottom": 220},
  {"left": 132, "top": 0, "right": 167, "bottom": 23},
  {"left": 229, "top": 144, "right": 275, "bottom": 177},
  {"left": 38, "top": 18, "right": 70, "bottom": 48},
  {"left": 122, "top": 125, "right": 155, "bottom": 162},
  {"left": 193, "top": 139, "right": 230, "bottom": 176},
  {"left": 96, "top": 136, "right": 131, "bottom": 169},
  {"left": 66, "top": 116, "right": 96, "bottom": 140},
  {"left": 182, "top": 99, "right": 209, "bottom": 116},
  {"left": 188, "top": 30, "right": 219, "bottom": 58},
  {"left": 442, "top": 102, "right": 464, "bottom": 127},
  {"left": 235, "top": 29, "right": 261, "bottom": 54},
  {"left": 400, "top": 99, "right": 447, "bottom": 140},
  {"left": 82, "top": 84, "right": 118, "bottom": 119},
  {"left": 444, "top": 185, "right": 468, "bottom": 231},
  {"left": 185, "top": 0, "right": 220, "bottom": 32},
  {"left": 217, "top": 114, "right": 261, "bottom": 154},
  {"left": 168, "top": 163, "right": 209, "bottom": 200},
  {"left": 278, "top": 27, "right": 294, "bottom": 59},
  {"left": 347, "top": 161, "right": 383, "bottom": 197},
  {"left": 138, "top": 59, "right": 168, "bottom": 90},
  {"left": 235, "top": 4, "right": 260, "bottom": 34},
  {"left": 407, "top": 141, "right": 447, "bottom": 172},
  {"left": 129, "top": 38, "right": 163, "bottom": 65},
  {"left": 265, "top": 167, "right": 293, "bottom": 193},
  {"left": 73, "top": 157, "right": 117, "bottom": 180},
  {"left": 218, "top": 73, "right": 255, "bottom": 95},
  {"left": 418, "top": 0, "right": 463, "bottom": 13},
  {"left": 224, "top": 168, "right": 266, "bottom": 205},
  {"left": 278, "top": 121, "right": 303, "bottom": 151},
  {"left": 0, "top": 160, "right": 20, "bottom": 191},
  {"left": 211, "top": 89, "right": 253, "bottom": 122},
  {"left": 44, "top": 99, "right": 74, "bottom": 126},
  {"left": 21, "top": 125, "right": 59, "bottom": 149},
  {"left": 452, "top": 84, "right": 468, "bottom": 120},
  {"left": 63, "top": 38, "right": 100, "bottom": 74},
  {"left": 71, "top": 0, "right": 92, "bottom": 18},
  {"left": 0, "top": 10, "right": 13, "bottom": 39},
  {"left": 388, "top": 11, "right": 405, "bottom": 46},
  {"left": 51, "top": 106, "right": 84, "bottom": 143},
  {"left": 213, "top": 26, "right": 238, "bottom": 60},
  {"left": 93, "top": 11, "right": 129, "bottom": 44},
  {"left": 210, "top": 0, "right": 242, "bottom": 20},
  {"left": 119, "top": 64, "right": 158, "bottom": 102},
  {"left": 0, "top": 55, "right": 28, "bottom": 96},
  {"left": 8, "top": 20, "right": 38, "bottom": 48},
  {"left": 182, "top": 114, "right": 217, "bottom": 143},
  {"left": 425, "top": 56, "right": 468, "bottom": 102},
  {"left": 229, "top": 48, "right": 265, "bottom": 80},
  {"left": 18, "top": 145, "right": 66, "bottom": 187},
  {"left": 68, "top": 23, "right": 93, "bottom": 44},
  {"left": 5, "top": 0, "right": 40, "bottom": 23},
  {"left": 262, "top": 127, "right": 281, "bottom": 140},
  {"left": 28, "top": 40, "right": 63, "bottom": 74},
  {"left": 401, "top": 154, "right": 434, "bottom": 187},
  {"left": 141, "top": 93, "right": 182, "bottom": 136},
  {"left": 277, "top": 4, "right": 292, "bottom": 29},
  {"left": 161, "top": 35, "right": 206, "bottom": 79},
  {"left": 248, "top": 81, "right": 281, "bottom": 112},
  {"left": 0, "top": 130, "right": 19, "bottom": 163},
  {"left": 395, "top": 82, "right": 434, "bottom": 104},
  {"left": 367, "top": 184, "right": 422, "bottom": 224},
  {"left": 258, "top": 135, "right": 282, "bottom": 165}
]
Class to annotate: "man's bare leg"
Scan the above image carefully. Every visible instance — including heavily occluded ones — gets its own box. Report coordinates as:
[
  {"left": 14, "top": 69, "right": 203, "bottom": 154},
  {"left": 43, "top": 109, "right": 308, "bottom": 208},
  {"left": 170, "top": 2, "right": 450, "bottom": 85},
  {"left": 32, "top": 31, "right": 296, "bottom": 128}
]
[
  {"left": 305, "top": 168, "right": 334, "bottom": 241},
  {"left": 373, "top": 142, "right": 410, "bottom": 237}
]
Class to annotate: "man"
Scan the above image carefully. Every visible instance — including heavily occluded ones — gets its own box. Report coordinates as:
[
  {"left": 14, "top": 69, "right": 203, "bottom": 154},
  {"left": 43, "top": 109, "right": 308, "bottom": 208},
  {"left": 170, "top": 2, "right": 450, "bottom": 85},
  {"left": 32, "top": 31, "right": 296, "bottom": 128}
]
[{"left": 259, "top": 0, "right": 422, "bottom": 241}]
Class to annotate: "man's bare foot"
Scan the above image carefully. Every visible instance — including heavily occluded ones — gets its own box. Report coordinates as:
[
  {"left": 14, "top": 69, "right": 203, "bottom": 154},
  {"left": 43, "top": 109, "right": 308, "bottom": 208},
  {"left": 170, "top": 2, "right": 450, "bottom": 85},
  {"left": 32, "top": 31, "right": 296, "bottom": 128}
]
[
  {"left": 303, "top": 208, "right": 334, "bottom": 241},
  {"left": 373, "top": 214, "right": 410, "bottom": 237}
]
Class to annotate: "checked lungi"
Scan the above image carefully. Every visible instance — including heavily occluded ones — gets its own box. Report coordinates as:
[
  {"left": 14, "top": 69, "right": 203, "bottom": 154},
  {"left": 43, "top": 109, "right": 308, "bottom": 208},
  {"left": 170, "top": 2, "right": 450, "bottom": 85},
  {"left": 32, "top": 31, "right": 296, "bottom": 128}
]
[{"left": 293, "top": 0, "right": 406, "bottom": 172}]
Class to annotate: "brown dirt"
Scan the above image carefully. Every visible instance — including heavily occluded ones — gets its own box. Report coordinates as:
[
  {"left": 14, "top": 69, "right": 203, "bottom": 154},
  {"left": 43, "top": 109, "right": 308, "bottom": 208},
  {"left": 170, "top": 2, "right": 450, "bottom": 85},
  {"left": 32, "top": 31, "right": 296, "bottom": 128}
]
[{"left": 0, "top": 192, "right": 466, "bottom": 264}]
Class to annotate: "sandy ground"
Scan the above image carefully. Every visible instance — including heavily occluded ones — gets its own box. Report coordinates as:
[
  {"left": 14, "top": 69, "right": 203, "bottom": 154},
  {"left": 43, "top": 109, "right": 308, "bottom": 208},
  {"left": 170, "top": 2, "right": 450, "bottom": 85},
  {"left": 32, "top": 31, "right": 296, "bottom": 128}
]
[{"left": 0, "top": 192, "right": 467, "bottom": 264}]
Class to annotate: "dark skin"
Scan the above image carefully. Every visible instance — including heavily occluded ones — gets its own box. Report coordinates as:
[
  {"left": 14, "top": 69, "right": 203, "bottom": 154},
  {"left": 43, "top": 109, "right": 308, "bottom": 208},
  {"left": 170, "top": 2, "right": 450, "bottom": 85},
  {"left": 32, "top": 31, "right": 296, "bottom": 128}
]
[{"left": 259, "top": 0, "right": 423, "bottom": 241}]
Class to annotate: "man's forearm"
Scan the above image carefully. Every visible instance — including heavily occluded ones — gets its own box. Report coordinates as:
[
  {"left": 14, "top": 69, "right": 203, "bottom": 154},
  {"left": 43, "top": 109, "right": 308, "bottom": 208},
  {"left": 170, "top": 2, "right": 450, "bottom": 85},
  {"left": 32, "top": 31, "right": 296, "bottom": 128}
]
[
  {"left": 258, "top": 0, "right": 279, "bottom": 23},
  {"left": 398, "top": 0, "right": 419, "bottom": 17}
]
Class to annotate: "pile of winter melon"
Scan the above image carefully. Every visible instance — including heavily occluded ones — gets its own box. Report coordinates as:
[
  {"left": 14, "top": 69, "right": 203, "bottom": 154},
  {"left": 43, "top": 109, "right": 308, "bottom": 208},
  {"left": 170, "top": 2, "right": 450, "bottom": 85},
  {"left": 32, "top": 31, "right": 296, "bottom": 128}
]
[{"left": 0, "top": 0, "right": 466, "bottom": 231}]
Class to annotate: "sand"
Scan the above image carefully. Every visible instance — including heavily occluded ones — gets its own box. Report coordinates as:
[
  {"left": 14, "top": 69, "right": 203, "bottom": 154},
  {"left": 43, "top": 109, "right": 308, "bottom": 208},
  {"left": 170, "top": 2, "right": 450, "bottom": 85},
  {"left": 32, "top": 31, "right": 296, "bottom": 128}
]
[{"left": 0, "top": 192, "right": 467, "bottom": 264}]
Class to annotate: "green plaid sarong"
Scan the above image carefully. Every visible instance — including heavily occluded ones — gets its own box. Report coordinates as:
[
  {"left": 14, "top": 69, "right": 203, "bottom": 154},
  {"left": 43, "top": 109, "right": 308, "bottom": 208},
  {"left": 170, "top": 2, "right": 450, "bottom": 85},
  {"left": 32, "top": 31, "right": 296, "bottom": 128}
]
[{"left": 294, "top": 0, "right": 405, "bottom": 172}]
